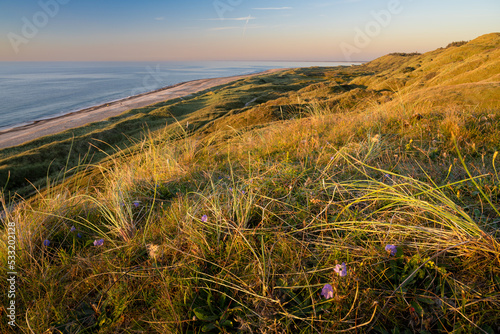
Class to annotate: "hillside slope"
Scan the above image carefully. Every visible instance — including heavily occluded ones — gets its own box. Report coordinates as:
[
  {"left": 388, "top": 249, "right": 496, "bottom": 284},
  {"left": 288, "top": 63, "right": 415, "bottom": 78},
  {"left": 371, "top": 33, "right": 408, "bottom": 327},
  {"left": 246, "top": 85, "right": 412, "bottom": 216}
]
[
  {"left": 1, "top": 33, "right": 499, "bottom": 197},
  {"left": 352, "top": 32, "right": 500, "bottom": 106},
  {"left": 1, "top": 33, "right": 500, "bottom": 333}
]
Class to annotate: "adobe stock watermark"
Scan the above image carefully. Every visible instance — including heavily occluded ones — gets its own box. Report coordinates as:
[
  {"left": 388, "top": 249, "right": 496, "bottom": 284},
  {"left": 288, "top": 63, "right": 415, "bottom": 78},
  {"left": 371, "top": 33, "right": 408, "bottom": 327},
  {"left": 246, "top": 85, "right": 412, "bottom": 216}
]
[
  {"left": 212, "top": 0, "right": 251, "bottom": 35},
  {"left": 7, "top": 0, "right": 71, "bottom": 54},
  {"left": 130, "top": 64, "right": 170, "bottom": 96},
  {"left": 339, "top": 0, "right": 414, "bottom": 61},
  {"left": 6, "top": 220, "right": 17, "bottom": 327},
  {"left": 213, "top": 0, "right": 244, "bottom": 19}
]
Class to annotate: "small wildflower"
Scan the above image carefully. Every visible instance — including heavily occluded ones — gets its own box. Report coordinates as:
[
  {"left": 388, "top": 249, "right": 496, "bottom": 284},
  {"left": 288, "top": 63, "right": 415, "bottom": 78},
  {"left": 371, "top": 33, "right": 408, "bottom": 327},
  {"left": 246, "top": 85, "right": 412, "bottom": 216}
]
[
  {"left": 334, "top": 262, "right": 347, "bottom": 277},
  {"left": 43, "top": 239, "right": 50, "bottom": 247},
  {"left": 201, "top": 215, "right": 208, "bottom": 222},
  {"left": 77, "top": 233, "right": 82, "bottom": 239},
  {"left": 93, "top": 239, "right": 104, "bottom": 247},
  {"left": 385, "top": 244, "right": 397, "bottom": 256},
  {"left": 321, "top": 284, "right": 334, "bottom": 299},
  {"left": 241, "top": 190, "right": 246, "bottom": 195},
  {"left": 147, "top": 244, "right": 160, "bottom": 259},
  {"left": 70, "top": 226, "right": 76, "bottom": 232},
  {"left": 133, "top": 201, "right": 140, "bottom": 208}
]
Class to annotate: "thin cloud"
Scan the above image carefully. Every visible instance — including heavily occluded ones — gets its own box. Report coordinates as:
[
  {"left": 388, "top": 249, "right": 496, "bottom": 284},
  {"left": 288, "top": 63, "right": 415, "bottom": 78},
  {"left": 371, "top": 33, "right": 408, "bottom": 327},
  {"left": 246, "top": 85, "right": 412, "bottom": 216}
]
[
  {"left": 315, "top": 0, "right": 362, "bottom": 8},
  {"left": 210, "top": 26, "right": 242, "bottom": 31},
  {"left": 205, "top": 16, "right": 256, "bottom": 21},
  {"left": 252, "top": 7, "right": 293, "bottom": 10},
  {"left": 209, "top": 24, "right": 265, "bottom": 32},
  {"left": 155, "top": 17, "right": 165, "bottom": 21}
]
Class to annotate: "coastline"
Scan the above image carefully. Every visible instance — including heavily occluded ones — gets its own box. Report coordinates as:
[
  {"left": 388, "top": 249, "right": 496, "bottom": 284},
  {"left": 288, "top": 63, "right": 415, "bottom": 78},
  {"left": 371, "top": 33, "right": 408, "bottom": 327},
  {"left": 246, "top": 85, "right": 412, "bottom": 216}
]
[{"left": 0, "top": 68, "right": 284, "bottom": 150}]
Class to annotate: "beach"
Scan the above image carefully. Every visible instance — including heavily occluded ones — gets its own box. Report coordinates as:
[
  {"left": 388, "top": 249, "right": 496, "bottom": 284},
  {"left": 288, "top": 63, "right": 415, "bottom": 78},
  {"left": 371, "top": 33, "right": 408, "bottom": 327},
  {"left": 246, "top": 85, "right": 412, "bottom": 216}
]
[{"left": 0, "top": 69, "right": 282, "bottom": 150}]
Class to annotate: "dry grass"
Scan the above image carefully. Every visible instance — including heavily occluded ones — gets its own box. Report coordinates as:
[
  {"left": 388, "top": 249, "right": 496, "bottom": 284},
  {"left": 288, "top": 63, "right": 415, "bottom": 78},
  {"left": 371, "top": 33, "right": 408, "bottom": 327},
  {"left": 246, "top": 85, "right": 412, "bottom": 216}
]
[{"left": 1, "top": 33, "right": 500, "bottom": 333}]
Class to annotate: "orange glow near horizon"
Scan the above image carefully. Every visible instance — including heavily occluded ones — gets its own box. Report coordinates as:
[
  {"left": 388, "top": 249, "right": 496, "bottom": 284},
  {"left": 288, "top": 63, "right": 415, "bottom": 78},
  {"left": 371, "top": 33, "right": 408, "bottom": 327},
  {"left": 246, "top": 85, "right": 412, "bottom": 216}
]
[
  {"left": 0, "top": 31, "right": 463, "bottom": 62},
  {"left": 0, "top": 0, "right": 498, "bottom": 62}
]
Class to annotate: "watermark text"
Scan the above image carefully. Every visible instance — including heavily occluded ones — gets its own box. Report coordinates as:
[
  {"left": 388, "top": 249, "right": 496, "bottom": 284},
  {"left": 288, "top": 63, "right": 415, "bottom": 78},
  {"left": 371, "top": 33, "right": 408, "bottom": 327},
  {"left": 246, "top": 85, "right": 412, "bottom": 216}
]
[
  {"left": 6, "top": 220, "right": 17, "bottom": 327},
  {"left": 340, "top": 0, "right": 413, "bottom": 60},
  {"left": 8, "top": 0, "right": 70, "bottom": 54}
]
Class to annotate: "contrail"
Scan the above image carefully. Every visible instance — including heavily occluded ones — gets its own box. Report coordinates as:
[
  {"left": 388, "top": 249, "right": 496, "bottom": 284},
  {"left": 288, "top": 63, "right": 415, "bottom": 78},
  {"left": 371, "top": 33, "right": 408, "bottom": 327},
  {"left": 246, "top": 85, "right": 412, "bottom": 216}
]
[{"left": 242, "top": 14, "right": 251, "bottom": 36}]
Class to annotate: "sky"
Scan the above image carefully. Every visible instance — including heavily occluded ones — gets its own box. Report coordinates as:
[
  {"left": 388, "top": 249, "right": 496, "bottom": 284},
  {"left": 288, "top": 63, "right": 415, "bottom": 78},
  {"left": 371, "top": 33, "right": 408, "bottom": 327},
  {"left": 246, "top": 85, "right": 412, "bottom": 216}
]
[{"left": 0, "top": 0, "right": 499, "bottom": 62}]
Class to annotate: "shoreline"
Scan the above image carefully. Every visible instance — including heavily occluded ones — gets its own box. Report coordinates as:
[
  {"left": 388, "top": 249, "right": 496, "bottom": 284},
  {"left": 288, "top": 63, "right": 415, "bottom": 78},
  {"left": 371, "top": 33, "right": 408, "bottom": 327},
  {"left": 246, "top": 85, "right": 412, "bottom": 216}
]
[
  {"left": 0, "top": 79, "right": 192, "bottom": 133},
  {"left": 0, "top": 79, "right": 199, "bottom": 134},
  {"left": 0, "top": 68, "right": 284, "bottom": 149}
]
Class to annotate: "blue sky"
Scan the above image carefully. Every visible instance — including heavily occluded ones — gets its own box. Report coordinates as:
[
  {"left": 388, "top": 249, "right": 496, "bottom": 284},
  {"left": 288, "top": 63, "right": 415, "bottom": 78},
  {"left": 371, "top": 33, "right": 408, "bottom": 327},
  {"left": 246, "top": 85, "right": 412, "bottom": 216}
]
[{"left": 0, "top": 0, "right": 499, "bottom": 61}]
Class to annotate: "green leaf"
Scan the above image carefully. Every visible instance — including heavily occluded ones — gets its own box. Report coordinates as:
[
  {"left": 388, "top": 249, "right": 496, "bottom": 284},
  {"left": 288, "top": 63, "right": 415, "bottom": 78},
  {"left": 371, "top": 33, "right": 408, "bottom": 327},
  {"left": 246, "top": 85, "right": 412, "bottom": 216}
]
[
  {"left": 193, "top": 307, "right": 219, "bottom": 322},
  {"left": 219, "top": 293, "right": 227, "bottom": 308},
  {"left": 315, "top": 303, "right": 331, "bottom": 312},
  {"left": 401, "top": 273, "right": 416, "bottom": 286},
  {"left": 206, "top": 292, "right": 215, "bottom": 313},
  {"left": 201, "top": 323, "right": 217, "bottom": 332},
  {"left": 220, "top": 320, "right": 233, "bottom": 328},
  {"left": 418, "top": 269, "right": 425, "bottom": 279},
  {"left": 417, "top": 296, "right": 435, "bottom": 305},
  {"left": 410, "top": 301, "right": 424, "bottom": 317}
]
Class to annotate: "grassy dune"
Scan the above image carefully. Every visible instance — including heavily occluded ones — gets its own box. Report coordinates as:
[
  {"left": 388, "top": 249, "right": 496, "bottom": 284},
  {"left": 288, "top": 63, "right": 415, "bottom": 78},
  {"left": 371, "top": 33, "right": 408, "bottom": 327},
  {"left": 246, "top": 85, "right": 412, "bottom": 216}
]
[{"left": 1, "top": 33, "right": 500, "bottom": 333}]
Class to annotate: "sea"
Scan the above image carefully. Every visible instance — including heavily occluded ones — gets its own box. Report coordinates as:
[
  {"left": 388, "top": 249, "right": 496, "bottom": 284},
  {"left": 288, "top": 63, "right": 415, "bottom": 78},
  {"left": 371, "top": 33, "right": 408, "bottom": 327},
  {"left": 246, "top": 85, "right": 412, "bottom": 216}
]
[{"left": 0, "top": 61, "right": 357, "bottom": 131}]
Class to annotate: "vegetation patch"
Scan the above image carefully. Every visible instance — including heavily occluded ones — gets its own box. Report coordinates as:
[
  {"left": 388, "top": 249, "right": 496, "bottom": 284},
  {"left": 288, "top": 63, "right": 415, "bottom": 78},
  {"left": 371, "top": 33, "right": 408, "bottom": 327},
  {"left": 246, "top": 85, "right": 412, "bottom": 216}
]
[{"left": 1, "top": 33, "right": 500, "bottom": 333}]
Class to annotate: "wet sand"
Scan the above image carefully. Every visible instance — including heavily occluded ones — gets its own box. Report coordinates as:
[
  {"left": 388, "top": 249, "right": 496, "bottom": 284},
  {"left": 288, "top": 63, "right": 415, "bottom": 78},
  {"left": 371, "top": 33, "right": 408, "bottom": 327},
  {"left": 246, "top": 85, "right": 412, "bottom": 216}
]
[{"left": 0, "top": 69, "right": 283, "bottom": 149}]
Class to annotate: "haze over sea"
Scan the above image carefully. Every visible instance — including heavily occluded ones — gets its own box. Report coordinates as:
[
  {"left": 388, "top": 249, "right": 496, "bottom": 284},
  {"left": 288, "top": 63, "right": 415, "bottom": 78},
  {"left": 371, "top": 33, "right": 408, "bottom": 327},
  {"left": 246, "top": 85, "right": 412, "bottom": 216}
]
[{"left": 0, "top": 61, "right": 355, "bottom": 131}]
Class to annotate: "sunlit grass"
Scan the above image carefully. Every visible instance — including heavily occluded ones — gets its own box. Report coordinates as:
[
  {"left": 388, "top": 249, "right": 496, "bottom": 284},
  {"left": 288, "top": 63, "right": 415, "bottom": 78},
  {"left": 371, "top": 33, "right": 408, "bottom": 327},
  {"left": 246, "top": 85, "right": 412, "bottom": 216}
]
[
  {"left": 1, "top": 94, "right": 499, "bottom": 332},
  {"left": 1, "top": 36, "right": 500, "bottom": 331}
]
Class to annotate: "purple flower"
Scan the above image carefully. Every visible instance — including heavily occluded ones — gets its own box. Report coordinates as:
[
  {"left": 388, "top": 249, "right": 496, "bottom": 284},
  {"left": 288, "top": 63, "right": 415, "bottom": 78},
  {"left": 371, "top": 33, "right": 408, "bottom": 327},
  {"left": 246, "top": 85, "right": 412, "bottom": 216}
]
[
  {"left": 132, "top": 201, "right": 140, "bottom": 208},
  {"left": 70, "top": 226, "right": 76, "bottom": 232},
  {"left": 321, "top": 284, "right": 334, "bottom": 299},
  {"left": 334, "top": 262, "right": 347, "bottom": 277},
  {"left": 43, "top": 239, "right": 50, "bottom": 247},
  {"left": 385, "top": 244, "right": 397, "bottom": 256},
  {"left": 77, "top": 233, "right": 82, "bottom": 239},
  {"left": 201, "top": 215, "right": 208, "bottom": 222},
  {"left": 93, "top": 239, "right": 104, "bottom": 247}
]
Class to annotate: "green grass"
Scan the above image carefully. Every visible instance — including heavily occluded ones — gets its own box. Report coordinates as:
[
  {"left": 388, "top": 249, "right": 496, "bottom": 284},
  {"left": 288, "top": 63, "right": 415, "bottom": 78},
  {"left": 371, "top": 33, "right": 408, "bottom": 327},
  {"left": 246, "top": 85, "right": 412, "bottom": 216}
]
[
  {"left": 0, "top": 69, "right": 328, "bottom": 199},
  {"left": 3, "top": 34, "right": 499, "bottom": 198},
  {"left": 1, "top": 33, "right": 500, "bottom": 333}
]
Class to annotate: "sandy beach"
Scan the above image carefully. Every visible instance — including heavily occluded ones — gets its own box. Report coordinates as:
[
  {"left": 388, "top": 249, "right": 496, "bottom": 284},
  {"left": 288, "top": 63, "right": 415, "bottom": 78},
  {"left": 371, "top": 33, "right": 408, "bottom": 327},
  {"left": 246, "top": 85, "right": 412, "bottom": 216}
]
[{"left": 0, "top": 69, "right": 283, "bottom": 150}]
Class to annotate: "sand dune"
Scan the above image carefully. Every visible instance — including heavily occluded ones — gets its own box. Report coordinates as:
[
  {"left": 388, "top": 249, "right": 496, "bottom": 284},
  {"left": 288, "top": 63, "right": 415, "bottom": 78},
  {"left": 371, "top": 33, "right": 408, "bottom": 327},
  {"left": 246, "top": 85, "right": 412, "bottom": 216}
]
[{"left": 0, "top": 69, "right": 282, "bottom": 149}]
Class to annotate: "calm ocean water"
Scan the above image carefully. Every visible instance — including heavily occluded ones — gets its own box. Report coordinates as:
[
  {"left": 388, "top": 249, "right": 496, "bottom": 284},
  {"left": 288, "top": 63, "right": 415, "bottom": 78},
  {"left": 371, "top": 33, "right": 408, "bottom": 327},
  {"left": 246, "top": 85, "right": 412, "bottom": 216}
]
[{"left": 0, "top": 61, "right": 355, "bottom": 131}]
